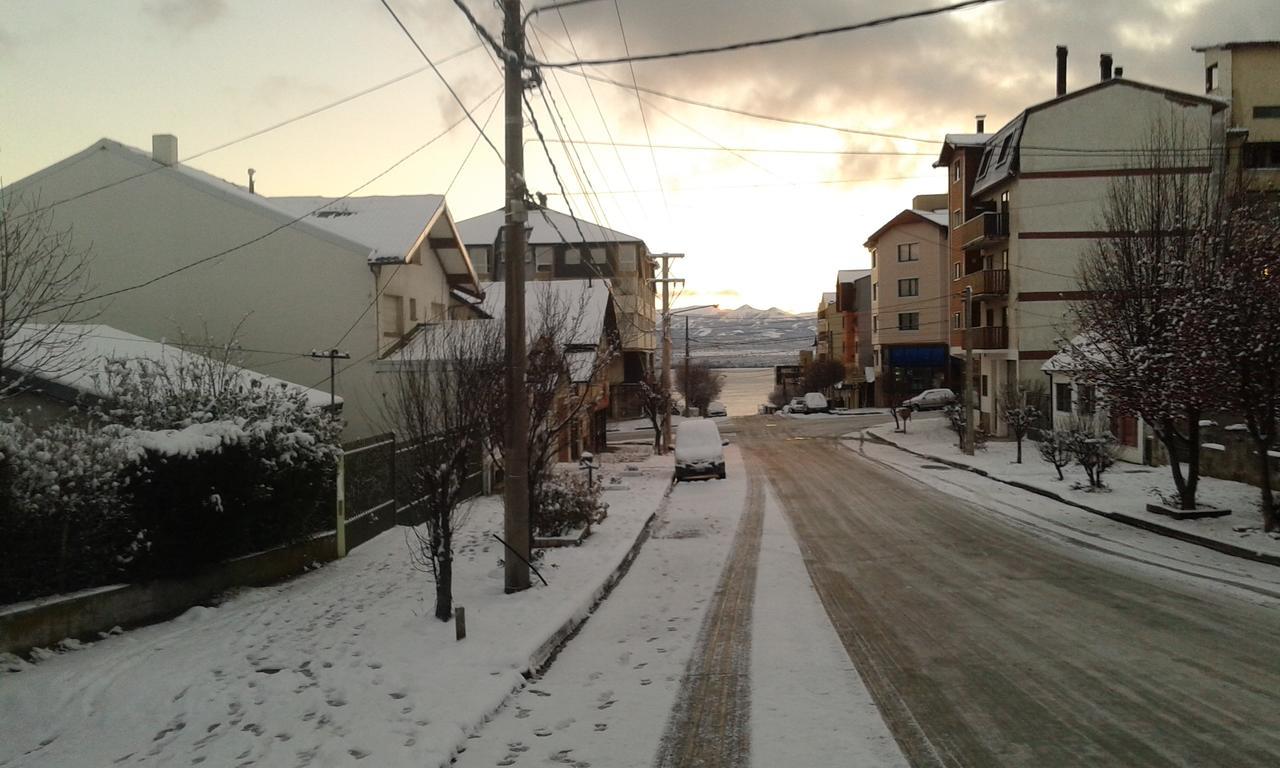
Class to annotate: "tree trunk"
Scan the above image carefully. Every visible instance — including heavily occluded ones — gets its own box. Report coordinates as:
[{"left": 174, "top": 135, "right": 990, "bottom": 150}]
[
  {"left": 435, "top": 549, "right": 453, "bottom": 622},
  {"left": 1255, "top": 438, "right": 1277, "bottom": 532},
  {"left": 1159, "top": 421, "right": 1191, "bottom": 509},
  {"left": 1015, "top": 435, "right": 1022, "bottom": 464},
  {"left": 1182, "top": 408, "right": 1201, "bottom": 510}
]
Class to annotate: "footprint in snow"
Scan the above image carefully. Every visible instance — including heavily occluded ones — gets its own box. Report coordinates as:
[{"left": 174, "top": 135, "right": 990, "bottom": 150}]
[
  {"left": 534, "top": 728, "right": 552, "bottom": 737},
  {"left": 593, "top": 723, "right": 608, "bottom": 732}
]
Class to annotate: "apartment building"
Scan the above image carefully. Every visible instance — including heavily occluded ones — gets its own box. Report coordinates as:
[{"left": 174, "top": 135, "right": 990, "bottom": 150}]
[
  {"left": 1194, "top": 40, "right": 1280, "bottom": 192},
  {"left": 456, "top": 206, "right": 657, "bottom": 417},
  {"left": 815, "top": 292, "right": 838, "bottom": 360},
  {"left": 864, "top": 195, "right": 953, "bottom": 406},
  {"left": 835, "top": 269, "right": 873, "bottom": 406},
  {"left": 936, "top": 48, "right": 1224, "bottom": 436}
]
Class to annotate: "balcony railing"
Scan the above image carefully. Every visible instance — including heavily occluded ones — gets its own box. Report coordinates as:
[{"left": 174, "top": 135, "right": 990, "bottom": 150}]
[
  {"left": 967, "top": 325, "right": 1008, "bottom": 350},
  {"left": 956, "top": 211, "right": 1009, "bottom": 250},
  {"left": 958, "top": 268, "right": 1009, "bottom": 298}
]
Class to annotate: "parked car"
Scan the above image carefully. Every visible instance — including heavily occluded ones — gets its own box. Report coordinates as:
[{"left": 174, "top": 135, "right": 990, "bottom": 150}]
[
  {"left": 706, "top": 401, "right": 727, "bottom": 418},
  {"left": 674, "top": 418, "right": 726, "bottom": 481},
  {"left": 803, "top": 392, "right": 829, "bottom": 413},
  {"left": 903, "top": 388, "right": 957, "bottom": 411},
  {"left": 786, "top": 397, "right": 808, "bottom": 414}
]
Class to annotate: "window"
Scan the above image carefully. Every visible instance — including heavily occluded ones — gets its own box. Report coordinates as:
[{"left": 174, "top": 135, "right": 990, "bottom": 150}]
[
  {"left": 997, "top": 134, "right": 1014, "bottom": 164},
  {"left": 381, "top": 294, "right": 404, "bottom": 338},
  {"left": 981, "top": 375, "right": 989, "bottom": 398},
  {"left": 1055, "top": 382, "right": 1072, "bottom": 413},
  {"left": 618, "top": 244, "right": 637, "bottom": 272},
  {"left": 1254, "top": 106, "right": 1280, "bottom": 119},
  {"left": 976, "top": 147, "right": 994, "bottom": 177},
  {"left": 872, "top": 282, "right": 878, "bottom": 301},
  {"left": 535, "top": 246, "right": 553, "bottom": 272},
  {"left": 1206, "top": 63, "right": 1219, "bottom": 92},
  {"left": 874, "top": 349, "right": 880, "bottom": 366},
  {"left": 431, "top": 301, "right": 445, "bottom": 320},
  {"left": 952, "top": 209, "right": 963, "bottom": 228},
  {"left": 589, "top": 247, "right": 606, "bottom": 265},
  {"left": 873, "top": 315, "right": 879, "bottom": 332},
  {"left": 898, "top": 312, "right": 919, "bottom": 331},
  {"left": 471, "top": 246, "right": 489, "bottom": 275},
  {"left": 565, "top": 247, "right": 582, "bottom": 265},
  {"left": 952, "top": 312, "right": 962, "bottom": 329},
  {"left": 953, "top": 261, "right": 962, "bottom": 280},
  {"left": 953, "top": 161, "right": 962, "bottom": 182},
  {"left": 870, "top": 248, "right": 877, "bottom": 268},
  {"left": 1244, "top": 142, "right": 1280, "bottom": 169},
  {"left": 898, "top": 278, "right": 919, "bottom": 297},
  {"left": 409, "top": 297, "right": 418, "bottom": 322},
  {"left": 897, "top": 243, "right": 919, "bottom": 262},
  {"left": 1001, "top": 249, "right": 1009, "bottom": 269},
  {"left": 1078, "top": 385, "right": 1096, "bottom": 416}
]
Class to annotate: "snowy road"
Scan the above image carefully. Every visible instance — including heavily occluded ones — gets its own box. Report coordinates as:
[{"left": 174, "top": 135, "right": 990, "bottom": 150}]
[{"left": 737, "top": 413, "right": 1280, "bottom": 767}]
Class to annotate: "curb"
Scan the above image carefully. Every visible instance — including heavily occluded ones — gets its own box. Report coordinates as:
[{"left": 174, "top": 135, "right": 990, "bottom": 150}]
[
  {"left": 862, "top": 430, "right": 1280, "bottom": 569},
  {"left": 526, "top": 468, "right": 675, "bottom": 676}
]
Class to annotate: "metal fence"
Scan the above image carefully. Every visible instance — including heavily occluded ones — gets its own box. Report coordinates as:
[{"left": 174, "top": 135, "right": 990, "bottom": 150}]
[{"left": 342, "top": 433, "right": 488, "bottom": 549}]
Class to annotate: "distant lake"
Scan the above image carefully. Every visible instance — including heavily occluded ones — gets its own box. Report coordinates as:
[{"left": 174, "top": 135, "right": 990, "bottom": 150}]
[{"left": 714, "top": 368, "right": 774, "bottom": 416}]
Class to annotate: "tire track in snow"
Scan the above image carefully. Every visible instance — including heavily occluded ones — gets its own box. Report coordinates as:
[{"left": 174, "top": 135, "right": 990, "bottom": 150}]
[{"left": 654, "top": 471, "right": 763, "bottom": 768}]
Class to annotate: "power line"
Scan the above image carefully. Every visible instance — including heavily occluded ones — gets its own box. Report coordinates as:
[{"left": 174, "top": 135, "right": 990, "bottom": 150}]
[
  {"left": 536, "top": 138, "right": 938, "bottom": 156},
  {"left": 379, "top": 0, "right": 503, "bottom": 162},
  {"left": 43, "top": 86, "right": 502, "bottom": 316},
  {"left": 611, "top": 0, "right": 671, "bottom": 226},
  {"left": 534, "top": 0, "right": 1007, "bottom": 68},
  {"left": 12, "top": 43, "right": 485, "bottom": 221}
]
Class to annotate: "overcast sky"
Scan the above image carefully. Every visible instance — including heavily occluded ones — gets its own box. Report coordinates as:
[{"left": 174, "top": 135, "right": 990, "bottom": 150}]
[{"left": 3, "top": 0, "right": 1277, "bottom": 313}]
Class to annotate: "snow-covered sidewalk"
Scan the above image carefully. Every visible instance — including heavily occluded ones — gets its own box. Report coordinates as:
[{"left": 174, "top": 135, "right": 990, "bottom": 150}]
[
  {"left": 452, "top": 446, "right": 907, "bottom": 767},
  {"left": 860, "top": 416, "right": 1280, "bottom": 561},
  {"left": 852, "top": 417, "right": 1280, "bottom": 597},
  {"left": 0, "top": 455, "right": 673, "bottom": 768}
]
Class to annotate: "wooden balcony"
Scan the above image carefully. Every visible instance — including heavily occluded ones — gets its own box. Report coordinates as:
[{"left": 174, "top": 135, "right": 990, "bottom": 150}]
[
  {"left": 967, "top": 325, "right": 1008, "bottom": 350},
  {"left": 958, "top": 268, "right": 1009, "bottom": 298},
  {"left": 956, "top": 211, "right": 1009, "bottom": 250}
]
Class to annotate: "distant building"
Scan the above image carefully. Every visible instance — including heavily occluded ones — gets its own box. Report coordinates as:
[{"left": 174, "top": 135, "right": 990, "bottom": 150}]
[
  {"left": 455, "top": 206, "right": 656, "bottom": 418},
  {"left": 864, "top": 195, "right": 954, "bottom": 407},
  {"left": 815, "top": 292, "right": 837, "bottom": 360},
  {"left": 835, "top": 269, "right": 872, "bottom": 407},
  {"left": 1193, "top": 40, "right": 1280, "bottom": 191}
]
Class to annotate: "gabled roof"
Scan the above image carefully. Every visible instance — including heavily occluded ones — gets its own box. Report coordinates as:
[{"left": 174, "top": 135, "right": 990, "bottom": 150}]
[
  {"left": 863, "top": 208, "right": 948, "bottom": 248},
  {"left": 271, "top": 195, "right": 482, "bottom": 296},
  {"left": 5, "top": 324, "right": 336, "bottom": 409},
  {"left": 13, "top": 139, "right": 377, "bottom": 257},
  {"left": 456, "top": 206, "right": 642, "bottom": 248},
  {"left": 933, "top": 132, "right": 992, "bottom": 168}
]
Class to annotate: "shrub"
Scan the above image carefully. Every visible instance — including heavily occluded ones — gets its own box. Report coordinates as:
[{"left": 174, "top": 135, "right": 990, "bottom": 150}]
[
  {"left": 1036, "top": 429, "right": 1074, "bottom": 481},
  {"left": 943, "top": 404, "right": 987, "bottom": 450},
  {"left": 1062, "top": 416, "right": 1118, "bottom": 489},
  {"left": 0, "top": 417, "right": 138, "bottom": 602},
  {"left": 534, "top": 472, "right": 608, "bottom": 538}
]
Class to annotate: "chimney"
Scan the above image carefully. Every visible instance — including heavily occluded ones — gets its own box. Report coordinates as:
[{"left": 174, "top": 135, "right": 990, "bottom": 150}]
[
  {"left": 152, "top": 134, "right": 178, "bottom": 166},
  {"left": 975, "top": 114, "right": 986, "bottom": 133},
  {"left": 1114, "top": 66, "right": 1124, "bottom": 78},
  {"left": 1056, "top": 45, "right": 1068, "bottom": 96},
  {"left": 247, "top": 168, "right": 256, "bottom": 195},
  {"left": 1100, "top": 53, "right": 1113, "bottom": 81}
]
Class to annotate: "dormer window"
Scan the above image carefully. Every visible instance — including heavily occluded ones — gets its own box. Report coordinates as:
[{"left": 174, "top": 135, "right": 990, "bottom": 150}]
[
  {"left": 1206, "top": 63, "right": 1219, "bottom": 92},
  {"left": 996, "top": 134, "right": 1014, "bottom": 165}
]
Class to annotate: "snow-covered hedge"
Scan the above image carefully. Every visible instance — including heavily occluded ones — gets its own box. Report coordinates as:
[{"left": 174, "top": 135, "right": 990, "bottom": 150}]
[
  {"left": 0, "top": 357, "right": 342, "bottom": 603},
  {"left": 534, "top": 472, "right": 608, "bottom": 538}
]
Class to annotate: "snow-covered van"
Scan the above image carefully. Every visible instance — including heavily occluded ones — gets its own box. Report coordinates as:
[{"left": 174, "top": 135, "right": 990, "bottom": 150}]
[{"left": 674, "top": 418, "right": 726, "bottom": 481}]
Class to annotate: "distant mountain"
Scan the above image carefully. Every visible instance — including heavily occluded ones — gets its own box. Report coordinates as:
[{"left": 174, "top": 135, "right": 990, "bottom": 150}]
[{"left": 676, "top": 303, "right": 816, "bottom": 368}]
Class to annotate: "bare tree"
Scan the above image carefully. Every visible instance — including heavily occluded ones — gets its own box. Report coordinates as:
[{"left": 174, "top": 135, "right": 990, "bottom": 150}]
[
  {"left": 1068, "top": 128, "right": 1229, "bottom": 510},
  {"left": 1211, "top": 194, "right": 1280, "bottom": 530},
  {"left": 802, "top": 358, "right": 846, "bottom": 397},
  {"left": 382, "top": 320, "right": 500, "bottom": 621},
  {"left": 478, "top": 283, "right": 618, "bottom": 543},
  {"left": 636, "top": 365, "right": 671, "bottom": 451},
  {"left": 999, "top": 379, "right": 1044, "bottom": 464},
  {"left": 676, "top": 359, "right": 723, "bottom": 415},
  {"left": 0, "top": 190, "right": 97, "bottom": 398}
]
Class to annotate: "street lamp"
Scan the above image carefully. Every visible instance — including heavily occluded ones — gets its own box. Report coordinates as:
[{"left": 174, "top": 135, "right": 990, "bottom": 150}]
[{"left": 667, "top": 304, "right": 718, "bottom": 422}]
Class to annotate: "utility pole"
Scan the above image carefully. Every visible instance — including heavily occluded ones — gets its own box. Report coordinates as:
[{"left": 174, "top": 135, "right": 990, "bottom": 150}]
[
  {"left": 309, "top": 348, "right": 351, "bottom": 409},
  {"left": 962, "top": 286, "right": 975, "bottom": 456},
  {"left": 502, "top": 0, "right": 530, "bottom": 593},
  {"left": 652, "top": 253, "right": 683, "bottom": 451},
  {"left": 684, "top": 315, "right": 690, "bottom": 418}
]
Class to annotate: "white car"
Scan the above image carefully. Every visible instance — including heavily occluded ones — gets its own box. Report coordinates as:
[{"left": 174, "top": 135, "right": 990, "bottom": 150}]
[
  {"left": 706, "top": 401, "right": 727, "bottom": 418},
  {"left": 803, "top": 392, "right": 829, "bottom": 413},
  {"left": 903, "top": 388, "right": 956, "bottom": 411},
  {"left": 786, "top": 397, "right": 808, "bottom": 414},
  {"left": 674, "top": 419, "right": 726, "bottom": 481}
]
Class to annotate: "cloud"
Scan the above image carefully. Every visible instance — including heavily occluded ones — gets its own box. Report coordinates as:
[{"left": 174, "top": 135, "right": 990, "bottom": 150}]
[{"left": 144, "top": 0, "right": 228, "bottom": 32}]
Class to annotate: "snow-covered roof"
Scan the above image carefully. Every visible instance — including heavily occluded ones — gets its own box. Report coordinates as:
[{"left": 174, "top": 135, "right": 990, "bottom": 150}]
[
  {"left": 1041, "top": 334, "right": 1101, "bottom": 374},
  {"left": 863, "top": 208, "right": 949, "bottom": 247},
  {"left": 933, "top": 132, "right": 992, "bottom": 167},
  {"left": 456, "top": 207, "right": 642, "bottom": 248},
  {"left": 821, "top": 292, "right": 837, "bottom": 305},
  {"left": 5, "top": 324, "right": 337, "bottom": 409},
  {"left": 269, "top": 195, "right": 445, "bottom": 262},
  {"left": 837, "top": 269, "right": 871, "bottom": 284},
  {"left": 914, "top": 209, "right": 949, "bottom": 227}
]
